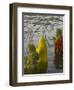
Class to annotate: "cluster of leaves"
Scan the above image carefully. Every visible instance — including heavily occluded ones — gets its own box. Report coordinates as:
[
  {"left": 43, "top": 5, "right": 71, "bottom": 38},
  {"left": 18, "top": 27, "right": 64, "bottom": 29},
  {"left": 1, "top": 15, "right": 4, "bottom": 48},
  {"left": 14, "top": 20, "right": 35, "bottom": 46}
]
[{"left": 24, "top": 44, "right": 39, "bottom": 74}]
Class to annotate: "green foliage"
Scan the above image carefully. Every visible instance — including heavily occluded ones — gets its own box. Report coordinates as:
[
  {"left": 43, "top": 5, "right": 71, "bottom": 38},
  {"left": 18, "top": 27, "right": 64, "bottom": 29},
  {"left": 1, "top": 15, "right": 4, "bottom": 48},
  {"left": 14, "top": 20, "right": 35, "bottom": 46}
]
[
  {"left": 24, "top": 55, "right": 33, "bottom": 74},
  {"left": 28, "top": 43, "right": 36, "bottom": 53},
  {"left": 24, "top": 43, "right": 39, "bottom": 74},
  {"left": 30, "top": 52, "right": 39, "bottom": 61}
]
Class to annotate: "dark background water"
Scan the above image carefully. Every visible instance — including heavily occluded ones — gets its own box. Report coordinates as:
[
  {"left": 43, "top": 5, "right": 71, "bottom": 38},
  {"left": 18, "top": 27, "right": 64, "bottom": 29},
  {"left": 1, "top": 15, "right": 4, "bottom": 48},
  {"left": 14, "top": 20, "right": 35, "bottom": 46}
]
[
  {"left": 47, "top": 46, "right": 63, "bottom": 73},
  {"left": 47, "top": 55, "right": 63, "bottom": 73}
]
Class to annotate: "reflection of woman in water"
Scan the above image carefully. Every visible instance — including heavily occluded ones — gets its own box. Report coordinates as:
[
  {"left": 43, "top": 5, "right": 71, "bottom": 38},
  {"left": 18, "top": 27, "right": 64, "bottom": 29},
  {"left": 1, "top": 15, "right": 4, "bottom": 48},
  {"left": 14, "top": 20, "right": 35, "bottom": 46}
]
[{"left": 53, "top": 29, "right": 63, "bottom": 69}]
